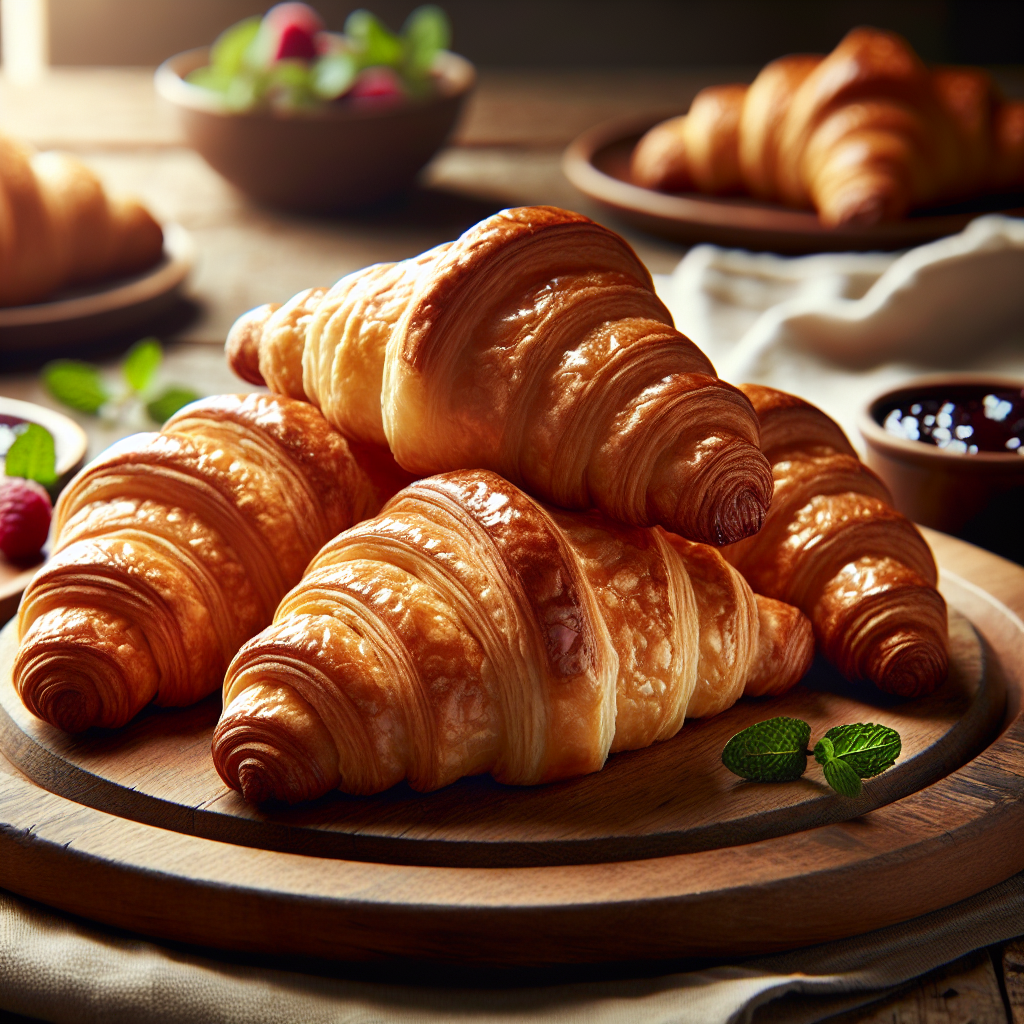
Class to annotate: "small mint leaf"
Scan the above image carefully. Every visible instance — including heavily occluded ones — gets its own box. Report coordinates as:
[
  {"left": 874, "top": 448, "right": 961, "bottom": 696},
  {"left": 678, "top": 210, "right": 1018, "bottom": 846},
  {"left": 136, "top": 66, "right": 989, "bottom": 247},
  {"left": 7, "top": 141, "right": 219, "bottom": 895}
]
[
  {"left": 123, "top": 338, "right": 162, "bottom": 393},
  {"left": 813, "top": 736, "right": 835, "bottom": 766},
  {"left": 722, "top": 717, "right": 810, "bottom": 782},
  {"left": 824, "top": 723, "right": 901, "bottom": 779},
  {"left": 146, "top": 386, "right": 201, "bottom": 425},
  {"left": 4, "top": 424, "right": 56, "bottom": 486},
  {"left": 822, "top": 757, "right": 862, "bottom": 798},
  {"left": 43, "top": 360, "right": 109, "bottom": 414}
]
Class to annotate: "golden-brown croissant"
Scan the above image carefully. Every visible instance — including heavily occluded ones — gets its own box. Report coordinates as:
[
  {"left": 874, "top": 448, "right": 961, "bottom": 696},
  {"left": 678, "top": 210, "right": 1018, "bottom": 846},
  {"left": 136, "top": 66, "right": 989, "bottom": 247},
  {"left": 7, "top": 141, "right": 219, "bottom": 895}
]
[
  {"left": 14, "top": 394, "right": 411, "bottom": 733},
  {"left": 226, "top": 205, "right": 774, "bottom": 546},
  {"left": 631, "top": 28, "right": 1024, "bottom": 226},
  {"left": 0, "top": 132, "right": 165, "bottom": 307},
  {"left": 212, "top": 469, "right": 814, "bottom": 803},
  {"left": 722, "top": 385, "right": 948, "bottom": 698}
]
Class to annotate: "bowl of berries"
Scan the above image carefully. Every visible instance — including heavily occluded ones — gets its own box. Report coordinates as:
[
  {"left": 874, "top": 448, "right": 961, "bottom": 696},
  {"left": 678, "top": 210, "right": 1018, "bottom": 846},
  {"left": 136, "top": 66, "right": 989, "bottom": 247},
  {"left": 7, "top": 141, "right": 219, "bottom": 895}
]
[{"left": 155, "top": 3, "right": 474, "bottom": 212}]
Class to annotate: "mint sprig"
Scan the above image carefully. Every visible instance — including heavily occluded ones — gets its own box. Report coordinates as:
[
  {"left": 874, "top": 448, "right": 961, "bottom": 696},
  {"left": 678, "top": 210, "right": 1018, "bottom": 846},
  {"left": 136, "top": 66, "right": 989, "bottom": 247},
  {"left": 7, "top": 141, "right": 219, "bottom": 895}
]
[
  {"left": 4, "top": 423, "right": 57, "bottom": 486},
  {"left": 43, "top": 339, "right": 202, "bottom": 428},
  {"left": 721, "top": 716, "right": 810, "bottom": 782},
  {"left": 722, "top": 718, "right": 902, "bottom": 797}
]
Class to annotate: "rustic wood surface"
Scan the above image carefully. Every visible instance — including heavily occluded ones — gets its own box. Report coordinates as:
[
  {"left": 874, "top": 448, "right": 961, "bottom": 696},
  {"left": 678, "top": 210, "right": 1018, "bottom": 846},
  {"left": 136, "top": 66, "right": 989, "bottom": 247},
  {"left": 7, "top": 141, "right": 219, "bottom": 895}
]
[
  {"left": 0, "top": 530, "right": 1021, "bottom": 966},
  {"left": 0, "top": 609, "right": 995, "bottom": 867}
]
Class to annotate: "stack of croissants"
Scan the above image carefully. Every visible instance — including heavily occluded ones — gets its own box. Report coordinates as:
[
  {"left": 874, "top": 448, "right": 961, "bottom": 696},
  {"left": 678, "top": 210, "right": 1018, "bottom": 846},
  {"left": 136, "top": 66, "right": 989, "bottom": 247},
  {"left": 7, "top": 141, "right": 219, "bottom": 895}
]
[
  {"left": 12, "top": 205, "right": 949, "bottom": 804},
  {"left": 631, "top": 27, "right": 1024, "bottom": 226}
]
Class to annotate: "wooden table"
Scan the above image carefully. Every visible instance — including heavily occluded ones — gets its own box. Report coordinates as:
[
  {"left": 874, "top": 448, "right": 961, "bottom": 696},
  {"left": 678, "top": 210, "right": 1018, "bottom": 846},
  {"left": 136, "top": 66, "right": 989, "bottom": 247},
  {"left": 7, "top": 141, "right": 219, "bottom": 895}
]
[{"left": 1, "top": 67, "right": 1022, "bottom": 1024}]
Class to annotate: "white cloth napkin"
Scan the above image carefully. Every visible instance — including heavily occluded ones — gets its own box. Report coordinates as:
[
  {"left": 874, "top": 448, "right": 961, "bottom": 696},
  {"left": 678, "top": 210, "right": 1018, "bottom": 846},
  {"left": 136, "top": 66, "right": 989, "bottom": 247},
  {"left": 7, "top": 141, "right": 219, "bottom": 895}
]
[
  {"left": 653, "top": 214, "right": 1024, "bottom": 445},
  {"left": 2, "top": 872, "right": 1023, "bottom": 1024}
]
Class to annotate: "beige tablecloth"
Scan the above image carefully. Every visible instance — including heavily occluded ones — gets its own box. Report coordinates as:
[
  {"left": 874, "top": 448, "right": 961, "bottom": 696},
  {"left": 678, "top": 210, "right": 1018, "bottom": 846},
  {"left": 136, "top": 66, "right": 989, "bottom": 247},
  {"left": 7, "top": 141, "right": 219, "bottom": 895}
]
[{"left": 2, "top": 871, "right": 1022, "bottom": 1024}]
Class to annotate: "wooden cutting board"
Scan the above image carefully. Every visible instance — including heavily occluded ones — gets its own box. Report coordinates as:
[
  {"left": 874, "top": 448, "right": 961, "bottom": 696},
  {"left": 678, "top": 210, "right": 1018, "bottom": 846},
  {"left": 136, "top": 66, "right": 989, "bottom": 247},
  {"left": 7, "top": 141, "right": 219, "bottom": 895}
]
[{"left": 0, "top": 528, "right": 1022, "bottom": 966}]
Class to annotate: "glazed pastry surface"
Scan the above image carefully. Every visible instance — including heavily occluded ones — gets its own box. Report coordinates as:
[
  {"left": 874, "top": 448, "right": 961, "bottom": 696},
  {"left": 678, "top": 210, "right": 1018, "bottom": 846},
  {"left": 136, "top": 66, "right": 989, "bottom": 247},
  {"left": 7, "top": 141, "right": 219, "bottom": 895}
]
[
  {"left": 226, "top": 206, "right": 773, "bottom": 546},
  {"left": 631, "top": 27, "right": 1024, "bottom": 226},
  {"left": 0, "top": 132, "right": 164, "bottom": 306},
  {"left": 14, "top": 394, "right": 410, "bottom": 732},
  {"left": 213, "top": 469, "right": 813, "bottom": 803},
  {"left": 722, "top": 385, "right": 949, "bottom": 697}
]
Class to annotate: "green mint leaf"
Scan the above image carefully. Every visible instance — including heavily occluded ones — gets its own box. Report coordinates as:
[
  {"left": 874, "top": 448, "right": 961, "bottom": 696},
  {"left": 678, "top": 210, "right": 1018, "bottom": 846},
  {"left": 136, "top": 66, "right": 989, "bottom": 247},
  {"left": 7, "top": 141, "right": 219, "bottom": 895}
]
[
  {"left": 4, "top": 423, "right": 56, "bottom": 486},
  {"left": 123, "top": 338, "right": 162, "bottom": 393},
  {"left": 823, "top": 723, "right": 902, "bottom": 779},
  {"left": 43, "top": 360, "right": 109, "bottom": 414},
  {"left": 722, "top": 717, "right": 811, "bottom": 782},
  {"left": 312, "top": 52, "right": 358, "bottom": 99},
  {"left": 146, "top": 386, "right": 201, "bottom": 425},
  {"left": 821, "top": 756, "right": 863, "bottom": 798},
  {"left": 402, "top": 5, "right": 450, "bottom": 74},
  {"left": 209, "top": 16, "right": 263, "bottom": 76},
  {"left": 345, "top": 9, "right": 404, "bottom": 67}
]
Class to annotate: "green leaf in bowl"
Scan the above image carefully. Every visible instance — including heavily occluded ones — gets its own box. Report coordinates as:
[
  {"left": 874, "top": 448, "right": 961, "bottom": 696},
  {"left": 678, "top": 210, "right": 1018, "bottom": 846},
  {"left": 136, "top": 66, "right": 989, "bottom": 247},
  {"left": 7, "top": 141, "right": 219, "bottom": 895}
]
[
  {"left": 210, "top": 16, "right": 262, "bottom": 76},
  {"left": 345, "top": 9, "right": 404, "bottom": 68},
  {"left": 4, "top": 423, "right": 57, "bottom": 487},
  {"left": 313, "top": 52, "right": 358, "bottom": 100},
  {"left": 403, "top": 5, "right": 450, "bottom": 74}
]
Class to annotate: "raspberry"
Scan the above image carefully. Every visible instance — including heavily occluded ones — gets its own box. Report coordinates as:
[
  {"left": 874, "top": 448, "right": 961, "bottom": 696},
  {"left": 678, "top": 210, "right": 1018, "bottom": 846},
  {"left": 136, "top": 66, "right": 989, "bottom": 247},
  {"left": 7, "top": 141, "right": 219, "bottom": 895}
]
[{"left": 0, "top": 477, "right": 52, "bottom": 561}]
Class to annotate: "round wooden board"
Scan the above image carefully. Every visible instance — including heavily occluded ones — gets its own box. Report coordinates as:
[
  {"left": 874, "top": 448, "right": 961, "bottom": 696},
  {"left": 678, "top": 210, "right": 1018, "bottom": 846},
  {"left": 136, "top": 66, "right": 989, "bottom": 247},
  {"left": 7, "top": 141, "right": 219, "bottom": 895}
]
[
  {"left": 0, "top": 530, "right": 1022, "bottom": 966},
  {"left": 0, "top": 610, "right": 997, "bottom": 867},
  {"left": 562, "top": 114, "right": 1024, "bottom": 254}
]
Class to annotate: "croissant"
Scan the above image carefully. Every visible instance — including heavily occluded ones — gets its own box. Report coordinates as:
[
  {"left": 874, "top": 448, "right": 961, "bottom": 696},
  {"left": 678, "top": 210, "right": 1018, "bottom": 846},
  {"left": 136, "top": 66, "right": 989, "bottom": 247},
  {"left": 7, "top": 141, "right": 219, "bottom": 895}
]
[
  {"left": 212, "top": 469, "right": 814, "bottom": 803},
  {"left": 226, "top": 205, "right": 774, "bottom": 547},
  {"left": 14, "top": 394, "right": 411, "bottom": 733},
  {"left": 721, "top": 385, "right": 948, "bottom": 698},
  {"left": 0, "top": 132, "right": 165, "bottom": 307},
  {"left": 631, "top": 27, "right": 1024, "bottom": 227}
]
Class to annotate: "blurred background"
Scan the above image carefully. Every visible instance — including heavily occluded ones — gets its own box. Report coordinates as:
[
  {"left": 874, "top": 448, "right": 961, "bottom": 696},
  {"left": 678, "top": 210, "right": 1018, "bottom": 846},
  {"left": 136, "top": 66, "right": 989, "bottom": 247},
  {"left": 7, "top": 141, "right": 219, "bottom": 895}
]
[{"left": 5, "top": 0, "right": 1024, "bottom": 68}]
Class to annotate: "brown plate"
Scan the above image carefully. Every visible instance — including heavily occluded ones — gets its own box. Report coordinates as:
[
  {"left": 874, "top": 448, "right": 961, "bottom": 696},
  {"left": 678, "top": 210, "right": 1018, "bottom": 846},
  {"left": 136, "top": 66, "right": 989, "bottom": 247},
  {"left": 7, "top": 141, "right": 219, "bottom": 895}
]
[
  {"left": 562, "top": 114, "right": 1024, "bottom": 254},
  {"left": 0, "top": 223, "right": 194, "bottom": 356}
]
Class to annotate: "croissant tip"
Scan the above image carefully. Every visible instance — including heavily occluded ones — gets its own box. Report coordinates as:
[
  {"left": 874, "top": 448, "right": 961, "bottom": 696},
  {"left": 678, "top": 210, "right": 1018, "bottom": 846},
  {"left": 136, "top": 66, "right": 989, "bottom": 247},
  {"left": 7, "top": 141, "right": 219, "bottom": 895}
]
[
  {"left": 868, "top": 636, "right": 949, "bottom": 698},
  {"left": 236, "top": 757, "right": 278, "bottom": 804}
]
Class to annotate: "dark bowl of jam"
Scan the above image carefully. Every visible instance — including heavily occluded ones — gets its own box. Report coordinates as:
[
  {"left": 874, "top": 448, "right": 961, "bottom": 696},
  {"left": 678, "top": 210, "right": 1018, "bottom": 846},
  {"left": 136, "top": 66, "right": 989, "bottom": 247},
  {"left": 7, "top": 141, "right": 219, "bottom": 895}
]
[{"left": 859, "top": 376, "right": 1024, "bottom": 562}]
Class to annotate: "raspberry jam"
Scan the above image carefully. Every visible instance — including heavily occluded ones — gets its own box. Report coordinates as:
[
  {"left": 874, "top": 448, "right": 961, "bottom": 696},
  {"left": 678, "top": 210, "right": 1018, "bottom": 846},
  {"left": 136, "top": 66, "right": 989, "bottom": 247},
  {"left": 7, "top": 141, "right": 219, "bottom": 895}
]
[{"left": 878, "top": 385, "right": 1024, "bottom": 455}]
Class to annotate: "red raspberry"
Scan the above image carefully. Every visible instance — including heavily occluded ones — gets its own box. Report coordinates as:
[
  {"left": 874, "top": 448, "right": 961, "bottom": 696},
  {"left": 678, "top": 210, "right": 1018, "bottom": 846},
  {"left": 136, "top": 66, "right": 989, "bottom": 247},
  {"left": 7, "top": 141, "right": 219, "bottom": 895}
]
[{"left": 0, "top": 477, "right": 52, "bottom": 561}]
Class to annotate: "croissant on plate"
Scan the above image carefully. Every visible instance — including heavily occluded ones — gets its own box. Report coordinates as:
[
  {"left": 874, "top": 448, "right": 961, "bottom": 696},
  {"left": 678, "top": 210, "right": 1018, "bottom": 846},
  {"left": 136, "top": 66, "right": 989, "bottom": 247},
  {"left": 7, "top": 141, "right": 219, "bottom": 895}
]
[
  {"left": 226, "top": 205, "right": 774, "bottom": 547},
  {"left": 0, "top": 131, "right": 165, "bottom": 307},
  {"left": 212, "top": 469, "right": 814, "bottom": 803},
  {"left": 722, "top": 385, "right": 948, "bottom": 698},
  {"left": 14, "top": 394, "right": 411, "bottom": 733},
  {"left": 630, "top": 27, "right": 1024, "bottom": 227}
]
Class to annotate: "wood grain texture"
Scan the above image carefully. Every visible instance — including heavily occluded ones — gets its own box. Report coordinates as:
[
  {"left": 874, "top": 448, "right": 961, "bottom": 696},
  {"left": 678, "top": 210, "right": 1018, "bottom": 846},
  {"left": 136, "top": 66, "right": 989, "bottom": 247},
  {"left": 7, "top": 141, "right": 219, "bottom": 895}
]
[
  {"left": 0, "top": 530, "right": 1021, "bottom": 966},
  {"left": 0, "top": 610, "right": 995, "bottom": 867},
  {"left": 1006, "top": 938, "right": 1024, "bottom": 1024}
]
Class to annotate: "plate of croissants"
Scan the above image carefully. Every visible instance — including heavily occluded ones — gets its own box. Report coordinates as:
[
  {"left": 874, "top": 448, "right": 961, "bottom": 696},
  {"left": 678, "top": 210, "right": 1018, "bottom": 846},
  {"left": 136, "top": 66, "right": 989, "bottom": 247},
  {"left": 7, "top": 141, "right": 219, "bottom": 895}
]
[
  {"left": 0, "top": 131, "right": 193, "bottom": 355},
  {"left": 0, "top": 205, "right": 1021, "bottom": 967},
  {"left": 563, "top": 27, "right": 1024, "bottom": 253}
]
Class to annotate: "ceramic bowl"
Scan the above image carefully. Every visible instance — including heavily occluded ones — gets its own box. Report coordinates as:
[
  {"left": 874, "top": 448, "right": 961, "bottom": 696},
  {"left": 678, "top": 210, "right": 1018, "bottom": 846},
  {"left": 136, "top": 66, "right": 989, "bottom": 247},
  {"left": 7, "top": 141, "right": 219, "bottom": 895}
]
[
  {"left": 155, "top": 48, "right": 475, "bottom": 213},
  {"left": 858, "top": 374, "right": 1024, "bottom": 541}
]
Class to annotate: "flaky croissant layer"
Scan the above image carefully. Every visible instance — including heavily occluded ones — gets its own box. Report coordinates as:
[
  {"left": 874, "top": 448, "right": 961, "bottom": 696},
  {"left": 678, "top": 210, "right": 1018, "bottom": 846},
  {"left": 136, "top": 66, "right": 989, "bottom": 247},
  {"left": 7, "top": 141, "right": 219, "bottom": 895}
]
[
  {"left": 227, "top": 205, "right": 774, "bottom": 546},
  {"left": 722, "top": 385, "right": 949, "bottom": 697},
  {"left": 631, "top": 27, "right": 1024, "bottom": 226},
  {"left": 14, "top": 394, "right": 411, "bottom": 733},
  {"left": 213, "top": 470, "right": 813, "bottom": 804}
]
